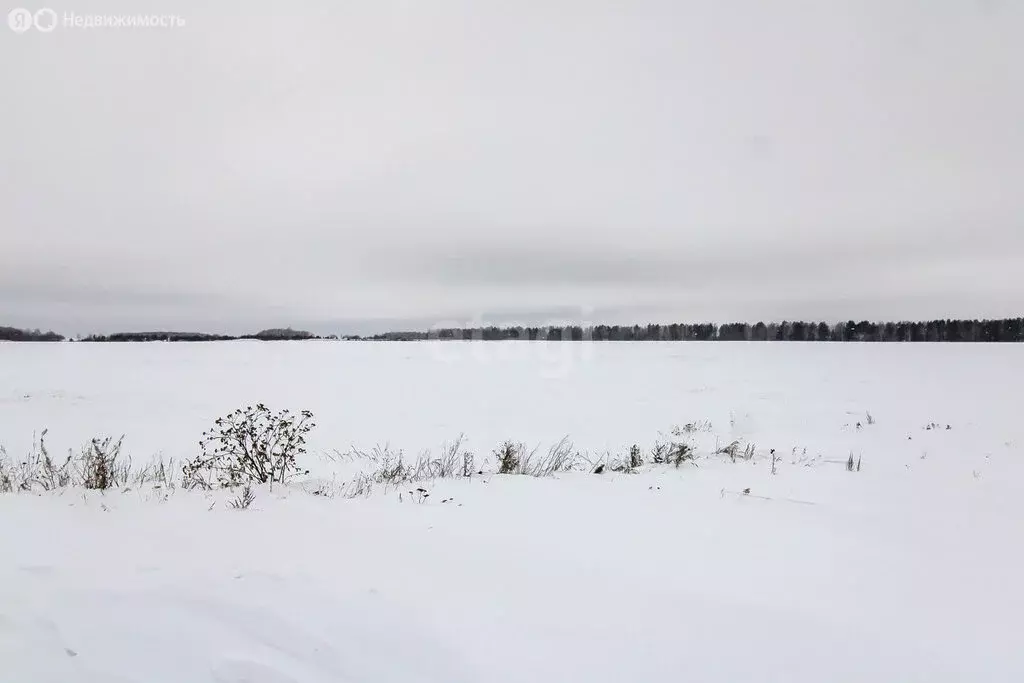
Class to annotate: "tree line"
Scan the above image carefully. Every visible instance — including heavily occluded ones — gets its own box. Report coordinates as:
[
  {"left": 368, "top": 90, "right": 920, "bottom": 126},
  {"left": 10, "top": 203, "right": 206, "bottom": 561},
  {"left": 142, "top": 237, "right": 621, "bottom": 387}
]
[
  {"left": 355, "top": 318, "right": 1024, "bottom": 342},
  {"left": 0, "top": 327, "right": 330, "bottom": 342},
  {"left": 4, "top": 319, "right": 1024, "bottom": 343},
  {"left": 0, "top": 326, "right": 64, "bottom": 342},
  {"left": 77, "top": 328, "right": 332, "bottom": 342}
]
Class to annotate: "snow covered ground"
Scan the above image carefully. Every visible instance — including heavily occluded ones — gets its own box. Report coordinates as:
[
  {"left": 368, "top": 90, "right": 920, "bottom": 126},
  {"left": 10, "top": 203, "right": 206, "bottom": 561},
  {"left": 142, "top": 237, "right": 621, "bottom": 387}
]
[{"left": 1, "top": 341, "right": 1023, "bottom": 682}]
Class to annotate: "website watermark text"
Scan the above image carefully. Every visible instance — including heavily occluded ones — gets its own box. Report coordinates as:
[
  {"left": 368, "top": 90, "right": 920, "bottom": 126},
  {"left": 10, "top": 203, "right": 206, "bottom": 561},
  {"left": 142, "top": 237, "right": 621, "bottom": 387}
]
[{"left": 8, "top": 8, "right": 185, "bottom": 32}]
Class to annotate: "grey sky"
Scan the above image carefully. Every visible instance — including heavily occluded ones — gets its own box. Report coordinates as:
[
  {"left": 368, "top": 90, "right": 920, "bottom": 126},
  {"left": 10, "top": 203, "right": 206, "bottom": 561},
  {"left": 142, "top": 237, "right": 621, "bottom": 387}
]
[{"left": 2, "top": 0, "right": 1022, "bottom": 335}]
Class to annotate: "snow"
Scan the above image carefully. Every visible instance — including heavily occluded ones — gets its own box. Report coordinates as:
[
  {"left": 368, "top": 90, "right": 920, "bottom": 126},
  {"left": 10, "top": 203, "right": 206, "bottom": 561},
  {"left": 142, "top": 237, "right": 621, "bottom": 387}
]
[{"left": 1, "top": 340, "right": 1023, "bottom": 682}]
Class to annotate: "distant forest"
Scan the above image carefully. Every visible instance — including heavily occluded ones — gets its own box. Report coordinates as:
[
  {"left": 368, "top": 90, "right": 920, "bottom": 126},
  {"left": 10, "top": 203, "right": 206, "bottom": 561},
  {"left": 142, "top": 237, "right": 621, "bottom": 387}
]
[
  {"left": 0, "top": 326, "right": 64, "bottom": 342},
  {"left": 2, "top": 319, "right": 1024, "bottom": 343},
  {"left": 354, "top": 318, "right": 1024, "bottom": 343},
  {"left": 77, "top": 328, "right": 334, "bottom": 342},
  {"left": 0, "top": 327, "right": 331, "bottom": 343}
]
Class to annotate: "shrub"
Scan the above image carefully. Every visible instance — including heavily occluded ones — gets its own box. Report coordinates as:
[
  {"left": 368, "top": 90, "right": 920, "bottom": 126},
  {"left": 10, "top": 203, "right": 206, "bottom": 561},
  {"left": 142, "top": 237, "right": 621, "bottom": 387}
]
[
  {"left": 650, "top": 433, "right": 694, "bottom": 467},
  {"left": 670, "top": 441, "right": 693, "bottom": 468},
  {"left": 183, "top": 404, "right": 314, "bottom": 489},
  {"left": 662, "top": 425, "right": 703, "bottom": 468},
  {"left": 629, "top": 444, "right": 643, "bottom": 469},
  {"left": 81, "top": 436, "right": 127, "bottom": 490},
  {"left": 494, "top": 441, "right": 524, "bottom": 474},
  {"left": 716, "top": 439, "right": 741, "bottom": 462},
  {"left": 0, "top": 454, "right": 11, "bottom": 493}
]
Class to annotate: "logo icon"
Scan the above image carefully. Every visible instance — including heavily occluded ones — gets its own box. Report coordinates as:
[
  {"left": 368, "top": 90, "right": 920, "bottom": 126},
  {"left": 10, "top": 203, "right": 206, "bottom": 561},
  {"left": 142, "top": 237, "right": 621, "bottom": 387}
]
[
  {"left": 7, "top": 7, "right": 32, "bottom": 32},
  {"left": 7, "top": 7, "right": 57, "bottom": 32},
  {"left": 33, "top": 7, "right": 56, "bottom": 31}
]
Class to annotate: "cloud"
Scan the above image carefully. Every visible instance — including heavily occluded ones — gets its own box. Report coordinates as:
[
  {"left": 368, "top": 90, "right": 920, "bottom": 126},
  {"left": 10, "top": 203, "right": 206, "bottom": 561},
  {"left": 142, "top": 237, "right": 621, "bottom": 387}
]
[{"left": 1, "top": 1, "right": 1022, "bottom": 333}]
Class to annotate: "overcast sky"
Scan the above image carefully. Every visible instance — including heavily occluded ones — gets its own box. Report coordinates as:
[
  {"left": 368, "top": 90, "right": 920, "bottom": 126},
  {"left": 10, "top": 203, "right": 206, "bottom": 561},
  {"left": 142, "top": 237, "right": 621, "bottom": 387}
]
[{"left": 2, "top": 0, "right": 1022, "bottom": 335}]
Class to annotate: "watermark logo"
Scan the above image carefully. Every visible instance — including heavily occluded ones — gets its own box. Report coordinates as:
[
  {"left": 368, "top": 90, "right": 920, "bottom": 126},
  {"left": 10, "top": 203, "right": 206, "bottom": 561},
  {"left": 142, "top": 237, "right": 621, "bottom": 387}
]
[
  {"left": 7, "top": 7, "right": 32, "bottom": 31},
  {"left": 7, "top": 7, "right": 185, "bottom": 32},
  {"left": 33, "top": 7, "right": 55, "bottom": 30}
]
